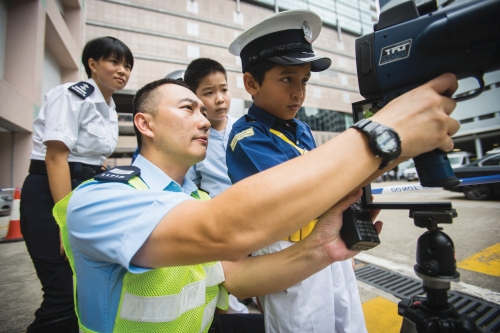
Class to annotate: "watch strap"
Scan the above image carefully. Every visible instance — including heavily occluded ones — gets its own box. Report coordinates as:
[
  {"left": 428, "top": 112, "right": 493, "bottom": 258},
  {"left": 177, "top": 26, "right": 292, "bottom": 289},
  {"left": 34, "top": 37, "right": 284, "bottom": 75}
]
[
  {"left": 352, "top": 118, "right": 379, "bottom": 132},
  {"left": 351, "top": 119, "right": 401, "bottom": 170}
]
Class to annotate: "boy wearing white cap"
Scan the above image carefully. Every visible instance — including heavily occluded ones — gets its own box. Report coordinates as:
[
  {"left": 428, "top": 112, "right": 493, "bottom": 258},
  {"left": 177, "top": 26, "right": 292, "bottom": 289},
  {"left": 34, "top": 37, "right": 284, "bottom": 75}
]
[{"left": 226, "top": 10, "right": 368, "bottom": 333}]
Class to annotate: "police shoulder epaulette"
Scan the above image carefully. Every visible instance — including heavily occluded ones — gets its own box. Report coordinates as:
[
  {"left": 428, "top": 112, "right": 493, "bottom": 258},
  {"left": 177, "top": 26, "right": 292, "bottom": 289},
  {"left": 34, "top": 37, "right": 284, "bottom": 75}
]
[
  {"left": 94, "top": 166, "right": 140, "bottom": 183},
  {"left": 68, "top": 81, "right": 94, "bottom": 99},
  {"left": 230, "top": 127, "right": 255, "bottom": 151},
  {"left": 244, "top": 114, "right": 255, "bottom": 122}
]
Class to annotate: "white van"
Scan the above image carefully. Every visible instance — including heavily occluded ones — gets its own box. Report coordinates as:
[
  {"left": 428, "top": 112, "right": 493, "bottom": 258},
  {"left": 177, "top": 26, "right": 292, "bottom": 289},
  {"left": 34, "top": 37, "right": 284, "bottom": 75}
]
[
  {"left": 447, "top": 151, "right": 474, "bottom": 168},
  {"left": 403, "top": 152, "right": 474, "bottom": 181}
]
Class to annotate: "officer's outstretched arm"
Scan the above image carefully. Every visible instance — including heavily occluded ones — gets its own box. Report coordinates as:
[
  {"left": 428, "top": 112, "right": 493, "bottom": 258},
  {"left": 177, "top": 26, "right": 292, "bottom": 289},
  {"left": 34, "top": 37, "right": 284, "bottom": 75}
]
[
  {"left": 221, "top": 189, "right": 382, "bottom": 299},
  {"left": 132, "top": 74, "right": 459, "bottom": 269}
]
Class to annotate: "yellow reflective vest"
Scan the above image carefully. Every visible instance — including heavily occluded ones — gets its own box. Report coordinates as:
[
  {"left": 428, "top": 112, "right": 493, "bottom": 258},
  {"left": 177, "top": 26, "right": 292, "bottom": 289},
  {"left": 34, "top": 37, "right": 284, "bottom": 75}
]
[{"left": 53, "top": 176, "right": 228, "bottom": 333}]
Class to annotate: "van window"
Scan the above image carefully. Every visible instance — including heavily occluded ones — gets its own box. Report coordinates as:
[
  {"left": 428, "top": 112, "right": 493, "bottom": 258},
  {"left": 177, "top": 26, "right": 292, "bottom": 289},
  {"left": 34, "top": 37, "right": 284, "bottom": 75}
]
[{"left": 449, "top": 156, "right": 462, "bottom": 165}]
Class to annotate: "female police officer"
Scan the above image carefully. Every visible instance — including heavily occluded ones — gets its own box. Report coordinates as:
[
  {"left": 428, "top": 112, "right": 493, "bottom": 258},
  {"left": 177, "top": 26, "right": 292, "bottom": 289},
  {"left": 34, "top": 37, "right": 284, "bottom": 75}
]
[{"left": 19, "top": 36, "right": 134, "bottom": 333}]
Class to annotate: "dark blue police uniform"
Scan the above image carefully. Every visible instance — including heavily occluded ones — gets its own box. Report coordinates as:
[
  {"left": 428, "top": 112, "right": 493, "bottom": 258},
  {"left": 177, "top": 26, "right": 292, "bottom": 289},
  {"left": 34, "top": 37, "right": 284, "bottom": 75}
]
[{"left": 226, "top": 104, "right": 316, "bottom": 184}]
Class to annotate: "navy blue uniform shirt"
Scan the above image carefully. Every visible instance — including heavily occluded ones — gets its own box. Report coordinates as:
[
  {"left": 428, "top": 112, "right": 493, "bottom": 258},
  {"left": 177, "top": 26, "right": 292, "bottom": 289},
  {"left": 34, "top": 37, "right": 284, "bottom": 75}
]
[{"left": 226, "top": 104, "right": 316, "bottom": 184}]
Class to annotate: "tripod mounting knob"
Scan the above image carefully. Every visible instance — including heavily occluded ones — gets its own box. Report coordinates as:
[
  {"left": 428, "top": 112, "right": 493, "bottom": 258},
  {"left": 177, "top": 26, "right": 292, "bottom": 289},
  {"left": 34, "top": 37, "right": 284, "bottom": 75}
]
[{"left": 423, "top": 259, "right": 440, "bottom": 275}]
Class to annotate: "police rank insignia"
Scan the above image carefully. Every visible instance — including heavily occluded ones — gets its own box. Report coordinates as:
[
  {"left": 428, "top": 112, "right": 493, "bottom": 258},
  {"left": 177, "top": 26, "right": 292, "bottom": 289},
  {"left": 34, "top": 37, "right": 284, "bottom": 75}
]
[
  {"left": 94, "top": 166, "right": 140, "bottom": 183},
  {"left": 230, "top": 127, "right": 255, "bottom": 151},
  {"left": 68, "top": 81, "right": 94, "bottom": 99},
  {"left": 303, "top": 21, "right": 313, "bottom": 44}
]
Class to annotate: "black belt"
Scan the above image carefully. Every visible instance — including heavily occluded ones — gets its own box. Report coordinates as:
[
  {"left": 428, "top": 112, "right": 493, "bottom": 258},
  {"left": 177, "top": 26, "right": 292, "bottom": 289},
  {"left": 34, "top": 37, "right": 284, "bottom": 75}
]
[{"left": 29, "top": 160, "right": 104, "bottom": 181}]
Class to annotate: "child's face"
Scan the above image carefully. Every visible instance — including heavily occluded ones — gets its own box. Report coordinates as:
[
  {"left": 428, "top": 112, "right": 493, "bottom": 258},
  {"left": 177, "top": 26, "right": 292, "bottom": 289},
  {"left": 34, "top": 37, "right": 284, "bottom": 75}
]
[
  {"left": 195, "top": 71, "right": 231, "bottom": 123},
  {"left": 253, "top": 63, "right": 311, "bottom": 120}
]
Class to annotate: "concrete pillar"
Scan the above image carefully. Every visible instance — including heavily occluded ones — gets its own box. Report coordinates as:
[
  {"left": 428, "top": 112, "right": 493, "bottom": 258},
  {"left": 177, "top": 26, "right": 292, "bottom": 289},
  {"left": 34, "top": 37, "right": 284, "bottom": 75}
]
[
  {"left": 3, "top": 0, "right": 45, "bottom": 106},
  {"left": 475, "top": 137, "right": 483, "bottom": 158}
]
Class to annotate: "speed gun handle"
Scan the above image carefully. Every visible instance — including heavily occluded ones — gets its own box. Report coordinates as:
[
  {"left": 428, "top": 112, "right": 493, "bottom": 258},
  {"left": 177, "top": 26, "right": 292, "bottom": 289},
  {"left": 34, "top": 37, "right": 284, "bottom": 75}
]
[
  {"left": 414, "top": 149, "right": 460, "bottom": 188},
  {"left": 340, "top": 204, "right": 380, "bottom": 251}
]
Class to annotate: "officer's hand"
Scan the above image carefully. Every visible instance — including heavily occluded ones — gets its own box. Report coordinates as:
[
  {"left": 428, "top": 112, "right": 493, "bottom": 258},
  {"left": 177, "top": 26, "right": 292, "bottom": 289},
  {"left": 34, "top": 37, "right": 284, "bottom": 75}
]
[
  {"left": 371, "top": 73, "right": 460, "bottom": 158},
  {"left": 310, "top": 189, "right": 382, "bottom": 264}
]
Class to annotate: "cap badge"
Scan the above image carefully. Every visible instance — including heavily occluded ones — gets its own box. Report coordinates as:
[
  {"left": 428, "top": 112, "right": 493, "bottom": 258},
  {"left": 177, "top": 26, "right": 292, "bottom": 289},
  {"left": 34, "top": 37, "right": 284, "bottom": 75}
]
[{"left": 303, "top": 21, "right": 313, "bottom": 44}]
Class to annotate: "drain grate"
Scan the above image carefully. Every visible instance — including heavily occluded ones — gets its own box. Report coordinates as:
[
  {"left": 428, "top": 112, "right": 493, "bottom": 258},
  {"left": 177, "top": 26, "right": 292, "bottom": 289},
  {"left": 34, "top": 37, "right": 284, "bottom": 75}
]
[
  {"left": 448, "top": 291, "right": 500, "bottom": 333},
  {"left": 355, "top": 264, "right": 424, "bottom": 299},
  {"left": 355, "top": 263, "right": 500, "bottom": 332}
]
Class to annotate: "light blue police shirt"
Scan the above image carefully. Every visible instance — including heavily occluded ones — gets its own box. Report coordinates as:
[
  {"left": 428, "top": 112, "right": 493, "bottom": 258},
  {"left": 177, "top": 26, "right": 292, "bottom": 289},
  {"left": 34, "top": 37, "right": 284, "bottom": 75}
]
[
  {"left": 66, "top": 154, "right": 199, "bottom": 333},
  {"left": 187, "top": 115, "right": 237, "bottom": 197}
]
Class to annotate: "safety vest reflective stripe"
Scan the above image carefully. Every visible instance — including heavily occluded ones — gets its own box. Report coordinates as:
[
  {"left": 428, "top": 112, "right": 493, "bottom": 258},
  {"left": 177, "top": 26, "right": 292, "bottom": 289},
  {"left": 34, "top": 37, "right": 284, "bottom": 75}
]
[
  {"left": 200, "top": 292, "right": 220, "bottom": 333},
  {"left": 120, "top": 281, "right": 205, "bottom": 322},
  {"left": 119, "top": 263, "right": 225, "bottom": 323},
  {"left": 204, "top": 262, "right": 225, "bottom": 286}
]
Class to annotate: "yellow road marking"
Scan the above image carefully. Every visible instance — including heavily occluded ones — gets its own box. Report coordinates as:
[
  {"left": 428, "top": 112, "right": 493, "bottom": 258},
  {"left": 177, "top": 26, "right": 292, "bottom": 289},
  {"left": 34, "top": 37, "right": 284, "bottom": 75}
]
[
  {"left": 458, "top": 243, "right": 500, "bottom": 277},
  {"left": 362, "top": 296, "right": 402, "bottom": 333},
  {"left": 0, "top": 225, "right": 8, "bottom": 230}
]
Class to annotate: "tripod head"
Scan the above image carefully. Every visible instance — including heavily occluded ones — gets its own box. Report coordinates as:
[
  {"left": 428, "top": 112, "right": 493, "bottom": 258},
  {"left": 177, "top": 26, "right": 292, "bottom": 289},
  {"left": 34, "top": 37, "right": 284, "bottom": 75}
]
[{"left": 411, "top": 209, "right": 459, "bottom": 285}]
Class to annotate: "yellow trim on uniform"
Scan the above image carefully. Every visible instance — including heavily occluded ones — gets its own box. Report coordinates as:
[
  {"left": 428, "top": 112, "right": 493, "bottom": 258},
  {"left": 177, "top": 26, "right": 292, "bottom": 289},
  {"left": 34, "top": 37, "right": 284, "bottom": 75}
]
[
  {"left": 284, "top": 219, "right": 318, "bottom": 242},
  {"left": 270, "top": 128, "right": 308, "bottom": 155},
  {"left": 269, "top": 128, "right": 314, "bottom": 242},
  {"left": 457, "top": 243, "right": 500, "bottom": 277},
  {"left": 230, "top": 127, "right": 255, "bottom": 151}
]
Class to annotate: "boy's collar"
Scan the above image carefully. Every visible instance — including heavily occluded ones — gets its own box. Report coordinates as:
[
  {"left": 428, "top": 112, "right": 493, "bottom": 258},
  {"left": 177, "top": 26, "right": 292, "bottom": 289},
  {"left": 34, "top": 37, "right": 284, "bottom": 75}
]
[{"left": 248, "top": 103, "right": 298, "bottom": 128}]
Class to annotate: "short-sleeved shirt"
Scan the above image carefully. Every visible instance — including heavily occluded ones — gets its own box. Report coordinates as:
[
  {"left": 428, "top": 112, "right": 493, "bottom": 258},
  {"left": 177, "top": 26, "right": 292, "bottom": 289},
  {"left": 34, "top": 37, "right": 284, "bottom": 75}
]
[
  {"left": 66, "top": 154, "right": 199, "bottom": 333},
  {"left": 30, "top": 78, "right": 118, "bottom": 165},
  {"left": 187, "top": 115, "right": 237, "bottom": 197},
  {"left": 226, "top": 103, "right": 316, "bottom": 183}
]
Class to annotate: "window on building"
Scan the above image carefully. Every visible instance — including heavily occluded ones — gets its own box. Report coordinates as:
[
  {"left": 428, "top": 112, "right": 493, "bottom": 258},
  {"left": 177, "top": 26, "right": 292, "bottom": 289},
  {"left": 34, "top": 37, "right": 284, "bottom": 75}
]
[
  {"left": 296, "top": 107, "right": 352, "bottom": 132},
  {"left": 241, "top": 0, "right": 376, "bottom": 35},
  {"left": 478, "top": 113, "right": 495, "bottom": 120},
  {"left": 460, "top": 118, "right": 474, "bottom": 124}
]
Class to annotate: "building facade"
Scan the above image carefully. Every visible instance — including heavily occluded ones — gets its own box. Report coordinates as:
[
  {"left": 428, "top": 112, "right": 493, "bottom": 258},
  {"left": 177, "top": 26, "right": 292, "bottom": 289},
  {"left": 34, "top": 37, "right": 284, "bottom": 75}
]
[
  {"left": 87, "top": 0, "right": 379, "bottom": 166},
  {"left": 449, "top": 71, "right": 500, "bottom": 159},
  {"left": 1, "top": 0, "right": 497, "bottom": 189},
  {"left": 0, "top": 0, "right": 84, "bottom": 189},
  {"left": 0, "top": 0, "right": 379, "bottom": 188}
]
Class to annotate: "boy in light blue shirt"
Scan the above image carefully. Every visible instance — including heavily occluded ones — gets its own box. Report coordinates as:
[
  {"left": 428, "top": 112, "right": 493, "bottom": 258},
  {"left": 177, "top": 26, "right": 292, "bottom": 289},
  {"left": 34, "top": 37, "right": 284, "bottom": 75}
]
[
  {"left": 184, "top": 58, "right": 255, "bottom": 318},
  {"left": 185, "top": 58, "right": 237, "bottom": 197}
]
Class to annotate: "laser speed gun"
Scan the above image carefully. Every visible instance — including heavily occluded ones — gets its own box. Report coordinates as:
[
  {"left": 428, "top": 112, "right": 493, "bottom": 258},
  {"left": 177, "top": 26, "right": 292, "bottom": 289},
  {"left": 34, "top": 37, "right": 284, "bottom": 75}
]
[{"left": 355, "top": 0, "right": 500, "bottom": 187}]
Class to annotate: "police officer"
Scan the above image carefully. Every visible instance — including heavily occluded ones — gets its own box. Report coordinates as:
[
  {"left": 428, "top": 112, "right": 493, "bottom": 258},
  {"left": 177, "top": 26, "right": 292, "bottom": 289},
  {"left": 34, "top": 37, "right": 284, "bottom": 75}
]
[
  {"left": 51, "top": 64, "right": 460, "bottom": 332},
  {"left": 20, "top": 36, "right": 134, "bottom": 333}
]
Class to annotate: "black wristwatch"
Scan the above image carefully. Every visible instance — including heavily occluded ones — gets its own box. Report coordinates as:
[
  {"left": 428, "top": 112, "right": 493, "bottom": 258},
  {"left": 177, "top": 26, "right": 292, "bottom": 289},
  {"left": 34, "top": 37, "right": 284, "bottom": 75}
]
[{"left": 351, "top": 119, "right": 402, "bottom": 170}]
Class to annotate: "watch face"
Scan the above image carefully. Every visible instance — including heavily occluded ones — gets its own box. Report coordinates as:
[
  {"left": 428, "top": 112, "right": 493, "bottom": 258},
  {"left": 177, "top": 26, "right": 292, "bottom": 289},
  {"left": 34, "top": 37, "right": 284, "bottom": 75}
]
[{"left": 376, "top": 130, "right": 398, "bottom": 153}]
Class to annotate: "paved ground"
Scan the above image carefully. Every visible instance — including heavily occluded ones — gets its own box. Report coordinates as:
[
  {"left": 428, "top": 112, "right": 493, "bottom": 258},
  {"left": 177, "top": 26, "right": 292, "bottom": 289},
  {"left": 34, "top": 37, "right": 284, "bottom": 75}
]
[{"left": 0, "top": 181, "right": 498, "bottom": 333}]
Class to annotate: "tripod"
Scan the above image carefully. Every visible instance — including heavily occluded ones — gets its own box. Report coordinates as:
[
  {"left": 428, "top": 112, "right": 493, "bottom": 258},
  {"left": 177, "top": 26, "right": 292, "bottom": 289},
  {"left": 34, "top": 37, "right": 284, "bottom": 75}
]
[
  {"left": 350, "top": 100, "right": 488, "bottom": 332},
  {"left": 397, "top": 208, "right": 482, "bottom": 333}
]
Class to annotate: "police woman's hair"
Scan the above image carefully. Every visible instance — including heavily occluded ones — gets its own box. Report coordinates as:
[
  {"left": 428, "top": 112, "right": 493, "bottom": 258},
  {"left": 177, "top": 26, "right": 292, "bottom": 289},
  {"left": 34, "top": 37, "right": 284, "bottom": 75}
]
[
  {"left": 184, "top": 58, "right": 227, "bottom": 93},
  {"left": 82, "top": 36, "right": 134, "bottom": 78},
  {"left": 244, "top": 59, "right": 281, "bottom": 86},
  {"left": 133, "top": 78, "right": 190, "bottom": 149}
]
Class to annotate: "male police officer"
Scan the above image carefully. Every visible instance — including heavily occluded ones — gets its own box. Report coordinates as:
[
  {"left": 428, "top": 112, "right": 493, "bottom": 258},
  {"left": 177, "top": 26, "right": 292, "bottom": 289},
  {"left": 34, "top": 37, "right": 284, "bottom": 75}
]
[{"left": 55, "top": 74, "right": 459, "bottom": 333}]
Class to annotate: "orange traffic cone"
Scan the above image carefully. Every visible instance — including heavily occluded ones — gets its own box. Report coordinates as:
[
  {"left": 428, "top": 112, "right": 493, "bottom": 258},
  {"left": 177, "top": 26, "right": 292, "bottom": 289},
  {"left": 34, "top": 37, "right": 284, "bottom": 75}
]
[{"left": 0, "top": 187, "right": 23, "bottom": 243}]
